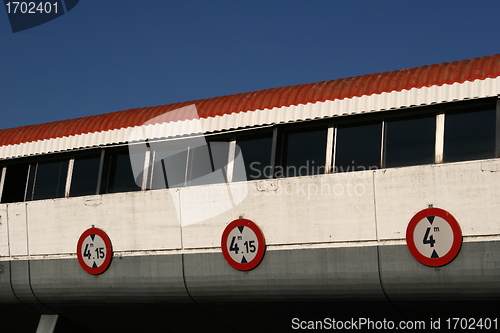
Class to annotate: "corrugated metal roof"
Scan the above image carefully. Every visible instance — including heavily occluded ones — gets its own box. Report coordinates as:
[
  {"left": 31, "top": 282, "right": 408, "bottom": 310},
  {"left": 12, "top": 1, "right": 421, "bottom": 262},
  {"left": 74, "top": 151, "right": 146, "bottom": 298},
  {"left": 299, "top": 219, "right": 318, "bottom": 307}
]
[{"left": 0, "top": 54, "right": 499, "bottom": 159}]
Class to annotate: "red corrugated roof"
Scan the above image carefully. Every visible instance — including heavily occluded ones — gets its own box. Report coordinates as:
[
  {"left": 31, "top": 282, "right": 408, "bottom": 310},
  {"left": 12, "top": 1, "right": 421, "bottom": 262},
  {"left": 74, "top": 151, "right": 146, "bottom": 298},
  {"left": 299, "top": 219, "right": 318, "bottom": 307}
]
[{"left": 1, "top": 54, "right": 499, "bottom": 147}]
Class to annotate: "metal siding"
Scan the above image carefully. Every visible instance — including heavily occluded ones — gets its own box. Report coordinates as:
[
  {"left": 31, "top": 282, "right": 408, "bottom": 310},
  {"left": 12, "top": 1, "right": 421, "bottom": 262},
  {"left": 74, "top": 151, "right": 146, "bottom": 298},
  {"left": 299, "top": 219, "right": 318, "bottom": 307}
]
[
  {"left": 1, "top": 77, "right": 499, "bottom": 160},
  {"left": 379, "top": 241, "right": 500, "bottom": 302},
  {"left": 7, "top": 203, "right": 28, "bottom": 256},
  {"left": 0, "top": 205, "right": 8, "bottom": 256},
  {"left": 29, "top": 255, "right": 192, "bottom": 306},
  {"left": 1, "top": 55, "right": 499, "bottom": 159},
  {"left": 0, "top": 159, "right": 498, "bottom": 315},
  {"left": 0, "top": 261, "right": 26, "bottom": 307},
  {"left": 10, "top": 260, "right": 55, "bottom": 314},
  {"left": 26, "top": 191, "right": 182, "bottom": 256},
  {"left": 374, "top": 159, "right": 500, "bottom": 241},
  {"left": 3, "top": 243, "right": 499, "bottom": 311},
  {"left": 180, "top": 174, "right": 377, "bottom": 249},
  {"left": 183, "top": 247, "right": 386, "bottom": 301}
]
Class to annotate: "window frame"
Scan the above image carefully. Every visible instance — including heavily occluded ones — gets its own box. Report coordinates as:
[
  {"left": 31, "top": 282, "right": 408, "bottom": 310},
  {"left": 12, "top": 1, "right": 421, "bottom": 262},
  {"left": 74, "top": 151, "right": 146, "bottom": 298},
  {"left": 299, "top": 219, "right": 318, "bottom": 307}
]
[
  {"left": 103, "top": 147, "right": 144, "bottom": 194},
  {"left": 495, "top": 97, "right": 500, "bottom": 158},
  {"left": 382, "top": 112, "right": 438, "bottom": 169},
  {"left": 233, "top": 128, "right": 275, "bottom": 182},
  {"left": 332, "top": 120, "right": 384, "bottom": 173},
  {"left": 0, "top": 166, "right": 5, "bottom": 203},
  {"left": 27, "top": 159, "right": 70, "bottom": 201},
  {"left": 67, "top": 150, "right": 105, "bottom": 198},
  {"left": 277, "top": 122, "right": 330, "bottom": 178},
  {"left": 441, "top": 105, "right": 497, "bottom": 163}
]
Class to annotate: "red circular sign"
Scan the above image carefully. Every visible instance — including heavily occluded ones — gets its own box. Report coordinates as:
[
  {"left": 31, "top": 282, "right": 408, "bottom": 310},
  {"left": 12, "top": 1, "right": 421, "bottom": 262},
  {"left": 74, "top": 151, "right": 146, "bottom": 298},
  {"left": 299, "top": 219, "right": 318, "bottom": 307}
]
[
  {"left": 77, "top": 228, "right": 113, "bottom": 275},
  {"left": 406, "top": 208, "right": 462, "bottom": 267},
  {"left": 221, "top": 219, "right": 266, "bottom": 271}
]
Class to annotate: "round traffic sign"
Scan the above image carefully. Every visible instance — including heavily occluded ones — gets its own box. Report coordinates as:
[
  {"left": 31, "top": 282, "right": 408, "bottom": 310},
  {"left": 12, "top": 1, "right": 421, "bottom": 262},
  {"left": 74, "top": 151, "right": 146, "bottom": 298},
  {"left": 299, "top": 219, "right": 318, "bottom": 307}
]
[
  {"left": 221, "top": 219, "right": 266, "bottom": 271},
  {"left": 406, "top": 208, "right": 462, "bottom": 267},
  {"left": 77, "top": 228, "right": 113, "bottom": 275}
]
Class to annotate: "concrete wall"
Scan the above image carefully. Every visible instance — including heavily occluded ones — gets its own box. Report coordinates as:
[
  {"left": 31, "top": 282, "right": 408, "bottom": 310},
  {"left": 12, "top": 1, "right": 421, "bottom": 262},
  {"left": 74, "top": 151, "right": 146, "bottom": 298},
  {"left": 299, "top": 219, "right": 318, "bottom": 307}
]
[{"left": 0, "top": 158, "right": 499, "bottom": 316}]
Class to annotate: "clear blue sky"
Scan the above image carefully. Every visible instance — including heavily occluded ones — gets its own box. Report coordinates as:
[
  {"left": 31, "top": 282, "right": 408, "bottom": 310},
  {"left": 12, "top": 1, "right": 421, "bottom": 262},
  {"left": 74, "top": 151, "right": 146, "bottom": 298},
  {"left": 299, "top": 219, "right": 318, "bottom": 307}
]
[{"left": 1, "top": 0, "right": 499, "bottom": 130}]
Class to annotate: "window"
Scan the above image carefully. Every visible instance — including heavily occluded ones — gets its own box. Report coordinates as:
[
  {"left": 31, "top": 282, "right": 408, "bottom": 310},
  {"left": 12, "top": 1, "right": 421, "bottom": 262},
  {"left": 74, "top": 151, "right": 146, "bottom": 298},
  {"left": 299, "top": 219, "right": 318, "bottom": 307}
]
[
  {"left": 70, "top": 154, "right": 102, "bottom": 197},
  {"left": 281, "top": 128, "right": 327, "bottom": 177},
  {"left": 233, "top": 133, "right": 273, "bottom": 181},
  {"left": 149, "top": 141, "right": 188, "bottom": 189},
  {"left": 1, "top": 163, "right": 29, "bottom": 203},
  {"left": 443, "top": 109, "right": 496, "bottom": 162},
  {"left": 27, "top": 160, "right": 69, "bottom": 201},
  {"left": 0, "top": 166, "right": 4, "bottom": 201},
  {"left": 385, "top": 116, "right": 436, "bottom": 168},
  {"left": 106, "top": 150, "right": 143, "bottom": 193},
  {"left": 1, "top": 160, "right": 69, "bottom": 203},
  {"left": 0, "top": 101, "right": 497, "bottom": 203},
  {"left": 335, "top": 123, "right": 382, "bottom": 172},
  {"left": 187, "top": 141, "right": 229, "bottom": 186}
]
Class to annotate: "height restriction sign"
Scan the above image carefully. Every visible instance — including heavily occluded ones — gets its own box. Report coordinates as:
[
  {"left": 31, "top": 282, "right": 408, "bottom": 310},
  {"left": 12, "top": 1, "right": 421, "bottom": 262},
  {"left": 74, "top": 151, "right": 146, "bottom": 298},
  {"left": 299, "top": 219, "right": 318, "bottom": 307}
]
[
  {"left": 406, "top": 207, "right": 462, "bottom": 267},
  {"left": 221, "top": 218, "right": 266, "bottom": 271},
  {"left": 77, "top": 227, "right": 113, "bottom": 275}
]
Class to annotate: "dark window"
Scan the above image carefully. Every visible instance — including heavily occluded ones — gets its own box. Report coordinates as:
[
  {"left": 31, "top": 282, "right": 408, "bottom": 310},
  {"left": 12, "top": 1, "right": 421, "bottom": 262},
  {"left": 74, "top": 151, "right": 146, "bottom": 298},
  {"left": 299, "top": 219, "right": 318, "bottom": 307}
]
[
  {"left": 385, "top": 116, "right": 436, "bottom": 168},
  {"left": 187, "top": 141, "right": 229, "bottom": 186},
  {"left": 1, "top": 163, "right": 30, "bottom": 203},
  {"left": 335, "top": 123, "right": 382, "bottom": 172},
  {"left": 70, "top": 154, "right": 102, "bottom": 197},
  {"left": 150, "top": 141, "right": 188, "bottom": 189},
  {"left": 0, "top": 166, "right": 3, "bottom": 197},
  {"left": 28, "top": 160, "right": 69, "bottom": 200},
  {"left": 281, "top": 128, "right": 327, "bottom": 177},
  {"left": 106, "top": 150, "right": 143, "bottom": 193},
  {"left": 444, "top": 109, "right": 496, "bottom": 162},
  {"left": 233, "top": 134, "right": 273, "bottom": 181}
]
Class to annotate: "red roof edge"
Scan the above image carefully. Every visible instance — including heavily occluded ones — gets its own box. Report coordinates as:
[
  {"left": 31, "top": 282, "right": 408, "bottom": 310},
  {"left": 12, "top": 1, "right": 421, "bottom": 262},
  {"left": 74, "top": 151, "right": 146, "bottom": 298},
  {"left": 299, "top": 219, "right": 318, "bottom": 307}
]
[{"left": 1, "top": 54, "right": 499, "bottom": 147}]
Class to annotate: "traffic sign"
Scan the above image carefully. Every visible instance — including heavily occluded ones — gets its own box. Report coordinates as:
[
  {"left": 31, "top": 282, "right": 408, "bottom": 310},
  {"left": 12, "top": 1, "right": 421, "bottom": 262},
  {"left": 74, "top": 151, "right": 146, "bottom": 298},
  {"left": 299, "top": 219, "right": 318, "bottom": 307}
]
[
  {"left": 406, "top": 208, "right": 462, "bottom": 267},
  {"left": 77, "top": 227, "right": 113, "bottom": 275},
  {"left": 221, "top": 219, "right": 266, "bottom": 271}
]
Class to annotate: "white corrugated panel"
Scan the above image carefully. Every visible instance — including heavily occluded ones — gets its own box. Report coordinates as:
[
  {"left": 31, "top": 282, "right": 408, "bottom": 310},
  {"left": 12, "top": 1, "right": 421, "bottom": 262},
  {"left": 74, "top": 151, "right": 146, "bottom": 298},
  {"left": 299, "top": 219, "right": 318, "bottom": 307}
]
[{"left": 0, "top": 77, "right": 499, "bottom": 160}]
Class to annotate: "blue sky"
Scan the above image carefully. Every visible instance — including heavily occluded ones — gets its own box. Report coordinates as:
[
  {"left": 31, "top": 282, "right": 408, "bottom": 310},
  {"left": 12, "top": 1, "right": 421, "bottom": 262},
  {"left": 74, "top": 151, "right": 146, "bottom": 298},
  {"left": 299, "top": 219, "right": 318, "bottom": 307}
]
[{"left": 1, "top": 1, "right": 499, "bottom": 130}]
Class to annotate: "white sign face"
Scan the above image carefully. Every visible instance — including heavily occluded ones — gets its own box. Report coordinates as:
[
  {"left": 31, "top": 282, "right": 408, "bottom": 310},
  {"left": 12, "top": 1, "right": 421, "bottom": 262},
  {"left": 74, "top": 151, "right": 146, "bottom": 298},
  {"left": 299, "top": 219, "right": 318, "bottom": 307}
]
[
  {"left": 221, "top": 219, "right": 265, "bottom": 271},
  {"left": 413, "top": 216, "right": 453, "bottom": 259},
  {"left": 77, "top": 228, "right": 113, "bottom": 275},
  {"left": 406, "top": 208, "right": 462, "bottom": 267},
  {"left": 225, "top": 226, "right": 259, "bottom": 265},
  {"left": 80, "top": 234, "right": 107, "bottom": 269}
]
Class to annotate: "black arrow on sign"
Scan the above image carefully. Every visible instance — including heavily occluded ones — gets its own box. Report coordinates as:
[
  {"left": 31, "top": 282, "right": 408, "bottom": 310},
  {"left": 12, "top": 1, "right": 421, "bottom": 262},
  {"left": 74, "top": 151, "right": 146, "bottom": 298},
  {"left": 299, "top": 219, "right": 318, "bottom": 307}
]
[
  {"left": 238, "top": 226, "right": 244, "bottom": 233},
  {"left": 427, "top": 216, "right": 435, "bottom": 225},
  {"left": 92, "top": 261, "right": 98, "bottom": 268},
  {"left": 241, "top": 256, "right": 247, "bottom": 264},
  {"left": 90, "top": 234, "right": 96, "bottom": 241},
  {"left": 431, "top": 250, "right": 439, "bottom": 258}
]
